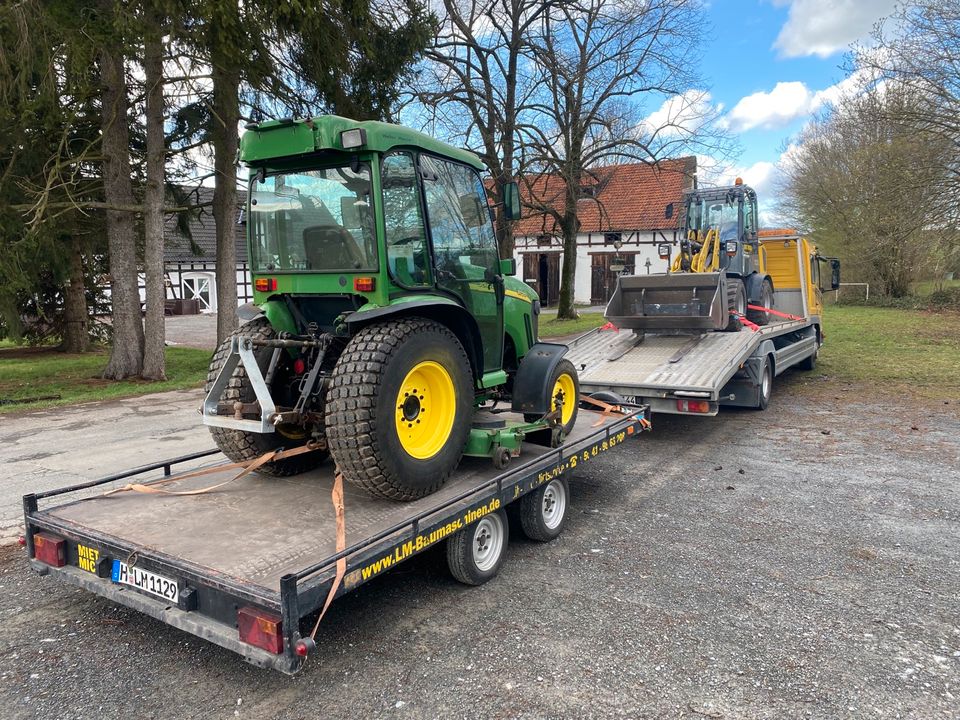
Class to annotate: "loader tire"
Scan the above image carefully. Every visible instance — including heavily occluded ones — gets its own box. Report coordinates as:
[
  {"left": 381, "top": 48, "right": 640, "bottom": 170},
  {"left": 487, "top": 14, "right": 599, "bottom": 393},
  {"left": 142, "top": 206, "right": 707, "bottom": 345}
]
[
  {"left": 725, "top": 281, "right": 747, "bottom": 332},
  {"left": 325, "top": 318, "right": 473, "bottom": 501},
  {"left": 747, "top": 278, "right": 775, "bottom": 326},
  {"left": 206, "top": 318, "right": 327, "bottom": 476}
]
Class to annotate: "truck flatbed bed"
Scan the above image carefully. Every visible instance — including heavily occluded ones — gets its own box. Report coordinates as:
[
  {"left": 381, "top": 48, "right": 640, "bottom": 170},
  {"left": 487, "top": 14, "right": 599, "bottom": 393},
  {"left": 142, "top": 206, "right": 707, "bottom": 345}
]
[
  {"left": 23, "top": 407, "right": 648, "bottom": 674},
  {"left": 567, "top": 318, "right": 817, "bottom": 415}
]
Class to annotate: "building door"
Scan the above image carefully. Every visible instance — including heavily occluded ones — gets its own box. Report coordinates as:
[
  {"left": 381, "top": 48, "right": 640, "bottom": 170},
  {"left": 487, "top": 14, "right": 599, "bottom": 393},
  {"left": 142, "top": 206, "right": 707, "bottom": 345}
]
[
  {"left": 181, "top": 272, "right": 216, "bottom": 312},
  {"left": 590, "top": 254, "right": 636, "bottom": 304},
  {"left": 523, "top": 253, "right": 560, "bottom": 305}
]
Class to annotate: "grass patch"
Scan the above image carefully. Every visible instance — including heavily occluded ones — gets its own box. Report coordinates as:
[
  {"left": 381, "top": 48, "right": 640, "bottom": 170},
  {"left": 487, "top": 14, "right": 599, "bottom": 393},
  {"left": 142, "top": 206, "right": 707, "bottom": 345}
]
[
  {"left": 0, "top": 346, "right": 212, "bottom": 413},
  {"left": 538, "top": 312, "right": 606, "bottom": 338},
  {"left": 817, "top": 305, "right": 960, "bottom": 400}
]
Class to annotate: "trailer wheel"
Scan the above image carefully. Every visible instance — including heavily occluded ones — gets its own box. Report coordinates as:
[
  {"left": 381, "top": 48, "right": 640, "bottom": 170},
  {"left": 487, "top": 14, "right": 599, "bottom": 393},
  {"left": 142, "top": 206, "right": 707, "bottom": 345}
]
[
  {"left": 747, "top": 278, "right": 775, "bottom": 326},
  {"left": 525, "top": 359, "right": 580, "bottom": 436},
  {"left": 755, "top": 356, "right": 773, "bottom": 410},
  {"left": 206, "top": 318, "right": 327, "bottom": 476},
  {"left": 446, "top": 509, "right": 509, "bottom": 585},
  {"left": 520, "top": 477, "right": 569, "bottom": 542},
  {"left": 326, "top": 318, "right": 473, "bottom": 501}
]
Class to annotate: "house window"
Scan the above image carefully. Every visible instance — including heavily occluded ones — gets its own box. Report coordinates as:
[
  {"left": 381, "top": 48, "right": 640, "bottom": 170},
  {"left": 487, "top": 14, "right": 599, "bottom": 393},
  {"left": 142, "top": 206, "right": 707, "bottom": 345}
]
[
  {"left": 604, "top": 232, "right": 622, "bottom": 246},
  {"left": 537, "top": 234, "right": 553, "bottom": 247}
]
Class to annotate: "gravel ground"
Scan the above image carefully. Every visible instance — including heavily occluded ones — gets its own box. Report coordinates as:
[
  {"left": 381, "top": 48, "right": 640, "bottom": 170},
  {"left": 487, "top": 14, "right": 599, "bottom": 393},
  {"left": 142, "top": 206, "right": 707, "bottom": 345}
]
[{"left": 0, "top": 375, "right": 957, "bottom": 719}]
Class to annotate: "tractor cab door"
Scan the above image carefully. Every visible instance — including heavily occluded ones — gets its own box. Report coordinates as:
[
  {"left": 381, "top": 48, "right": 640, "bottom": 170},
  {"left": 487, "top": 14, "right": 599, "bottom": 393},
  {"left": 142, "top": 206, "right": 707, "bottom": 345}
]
[{"left": 419, "top": 154, "right": 504, "bottom": 373}]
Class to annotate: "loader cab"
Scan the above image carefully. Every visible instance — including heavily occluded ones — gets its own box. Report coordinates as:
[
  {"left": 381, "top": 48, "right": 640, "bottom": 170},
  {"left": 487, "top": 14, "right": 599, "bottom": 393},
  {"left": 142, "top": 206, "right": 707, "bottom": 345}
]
[{"left": 682, "top": 181, "right": 760, "bottom": 275}]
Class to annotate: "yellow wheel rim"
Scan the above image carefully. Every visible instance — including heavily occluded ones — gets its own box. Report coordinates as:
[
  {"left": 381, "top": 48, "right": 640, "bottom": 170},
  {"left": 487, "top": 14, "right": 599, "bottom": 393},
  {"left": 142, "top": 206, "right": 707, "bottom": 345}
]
[
  {"left": 552, "top": 372, "right": 576, "bottom": 427},
  {"left": 395, "top": 361, "right": 457, "bottom": 459}
]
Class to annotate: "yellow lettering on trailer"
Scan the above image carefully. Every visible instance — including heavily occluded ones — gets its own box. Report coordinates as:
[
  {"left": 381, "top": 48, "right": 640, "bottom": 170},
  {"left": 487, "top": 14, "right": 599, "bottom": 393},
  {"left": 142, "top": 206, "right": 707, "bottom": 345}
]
[{"left": 77, "top": 544, "right": 99, "bottom": 573}]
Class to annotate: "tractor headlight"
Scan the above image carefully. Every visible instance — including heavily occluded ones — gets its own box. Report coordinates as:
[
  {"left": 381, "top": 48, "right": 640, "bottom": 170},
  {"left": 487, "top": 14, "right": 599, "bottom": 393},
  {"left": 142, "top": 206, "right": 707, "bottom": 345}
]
[
  {"left": 340, "top": 128, "right": 367, "bottom": 149},
  {"left": 725, "top": 241, "right": 738, "bottom": 256}
]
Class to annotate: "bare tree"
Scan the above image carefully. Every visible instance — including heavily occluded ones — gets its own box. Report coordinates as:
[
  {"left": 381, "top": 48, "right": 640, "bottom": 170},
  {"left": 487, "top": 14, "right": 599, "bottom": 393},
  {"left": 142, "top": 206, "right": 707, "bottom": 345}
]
[
  {"left": 413, "top": 0, "right": 549, "bottom": 257},
  {"left": 518, "top": 0, "right": 722, "bottom": 318},
  {"left": 779, "top": 81, "right": 954, "bottom": 297}
]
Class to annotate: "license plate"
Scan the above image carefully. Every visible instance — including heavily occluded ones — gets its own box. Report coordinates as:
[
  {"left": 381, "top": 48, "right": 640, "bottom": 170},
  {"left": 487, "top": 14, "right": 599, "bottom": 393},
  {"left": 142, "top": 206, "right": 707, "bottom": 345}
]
[{"left": 111, "top": 560, "right": 179, "bottom": 603}]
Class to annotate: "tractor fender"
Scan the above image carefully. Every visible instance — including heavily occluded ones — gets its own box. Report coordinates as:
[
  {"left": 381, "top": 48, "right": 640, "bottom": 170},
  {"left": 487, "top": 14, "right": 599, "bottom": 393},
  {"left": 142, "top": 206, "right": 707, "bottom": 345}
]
[
  {"left": 237, "top": 302, "right": 264, "bottom": 324},
  {"left": 510, "top": 343, "right": 569, "bottom": 415},
  {"left": 743, "top": 272, "right": 774, "bottom": 304},
  {"left": 343, "top": 299, "right": 485, "bottom": 383}
]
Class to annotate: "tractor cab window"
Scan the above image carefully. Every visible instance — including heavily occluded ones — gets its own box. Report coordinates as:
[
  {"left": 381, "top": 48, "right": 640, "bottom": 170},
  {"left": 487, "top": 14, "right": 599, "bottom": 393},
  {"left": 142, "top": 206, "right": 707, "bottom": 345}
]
[
  {"left": 743, "top": 193, "right": 757, "bottom": 238},
  {"left": 249, "top": 164, "right": 375, "bottom": 273},
  {"left": 688, "top": 196, "right": 739, "bottom": 243},
  {"left": 381, "top": 152, "right": 431, "bottom": 287}
]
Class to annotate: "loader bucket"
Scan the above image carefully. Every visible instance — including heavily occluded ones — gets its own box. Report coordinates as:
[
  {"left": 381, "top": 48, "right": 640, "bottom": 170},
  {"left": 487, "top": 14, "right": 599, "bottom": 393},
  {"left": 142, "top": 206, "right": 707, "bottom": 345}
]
[{"left": 604, "top": 272, "right": 729, "bottom": 331}]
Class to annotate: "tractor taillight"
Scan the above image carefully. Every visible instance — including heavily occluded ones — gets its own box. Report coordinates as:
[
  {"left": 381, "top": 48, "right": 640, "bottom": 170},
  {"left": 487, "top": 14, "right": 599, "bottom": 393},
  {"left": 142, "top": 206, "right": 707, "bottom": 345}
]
[
  {"left": 33, "top": 532, "right": 66, "bottom": 567},
  {"left": 676, "top": 399, "right": 710, "bottom": 414},
  {"left": 255, "top": 277, "right": 277, "bottom": 292},
  {"left": 353, "top": 277, "right": 375, "bottom": 292},
  {"left": 293, "top": 358, "right": 306, "bottom": 375},
  {"left": 237, "top": 607, "right": 283, "bottom": 654}
]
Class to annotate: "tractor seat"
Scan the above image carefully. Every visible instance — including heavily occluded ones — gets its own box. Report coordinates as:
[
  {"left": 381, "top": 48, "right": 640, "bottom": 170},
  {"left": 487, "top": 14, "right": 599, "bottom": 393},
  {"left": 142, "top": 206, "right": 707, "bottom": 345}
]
[{"left": 303, "top": 225, "right": 366, "bottom": 270}]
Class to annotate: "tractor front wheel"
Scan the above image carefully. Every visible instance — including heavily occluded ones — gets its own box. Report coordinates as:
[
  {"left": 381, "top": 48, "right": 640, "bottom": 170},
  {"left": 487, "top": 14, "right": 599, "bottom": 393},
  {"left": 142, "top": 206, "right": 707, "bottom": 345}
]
[
  {"left": 525, "top": 358, "right": 580, "bottom": 437},
  {"left": 325, "top": 318, "right": 473, "bottom": 501},
  {"left": 205, "top": 318, "right": 327, "bottom": 476}
]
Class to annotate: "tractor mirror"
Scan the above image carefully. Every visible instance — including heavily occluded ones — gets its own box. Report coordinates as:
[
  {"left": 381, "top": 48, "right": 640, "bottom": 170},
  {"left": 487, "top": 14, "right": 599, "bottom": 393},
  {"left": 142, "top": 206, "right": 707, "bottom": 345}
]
[
  {"left": 502, "top": 181, "right": 522, "bottom": 220},
  {"left": 500, "top": 258, "right": 517, "bottom": 276},
  {"left": 340, "top": 197, "right": 361, "bottom": 228},
  {"left": 830, "top": 259, "right": 841, "bottom": 290},
  {"left": 665, "top": 202, "right": 674, "bottom": 219},
  {"left": 459, "top": 194, "right": 485, "bottom": 228}
]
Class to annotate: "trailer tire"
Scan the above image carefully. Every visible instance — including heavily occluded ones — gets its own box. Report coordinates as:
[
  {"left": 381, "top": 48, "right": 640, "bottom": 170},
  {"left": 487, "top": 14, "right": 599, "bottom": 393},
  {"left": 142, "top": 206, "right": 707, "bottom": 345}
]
[
  {"left": 755, "top": 356, "right": 773, "bottom": 410},
  {"left": 206, "top": 318, "right": 327, "bottom": 476},
  {"left": 747, "top": 278, "right": 775, "bottom": 326},
  {"left": 446, "top": 509, "right": 509, "bottom": 585},
  {"left": 326, "top": 318, "right": 473, "bottom": 501},
  {"left": 520, "top": 477, "right": 569, "bottom": 542}
]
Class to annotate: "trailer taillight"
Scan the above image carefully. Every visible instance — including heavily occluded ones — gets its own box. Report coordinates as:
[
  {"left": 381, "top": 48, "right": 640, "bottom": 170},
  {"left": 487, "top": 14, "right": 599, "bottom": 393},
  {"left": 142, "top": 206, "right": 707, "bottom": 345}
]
[
  {"left": 255, "top": 277, "right": 277, "bottom": 292},
  {"left": 676, "top": 399, "right": 710, "bottom": 414},
  {"left": 33, "top": 533, "right": 66, "bottom": 567},
  {"left": 353, "top": 276, "right": 375, "bottom": 292},
  {"left": 237, "top": 607, "right": 283, "bottom": 654}
]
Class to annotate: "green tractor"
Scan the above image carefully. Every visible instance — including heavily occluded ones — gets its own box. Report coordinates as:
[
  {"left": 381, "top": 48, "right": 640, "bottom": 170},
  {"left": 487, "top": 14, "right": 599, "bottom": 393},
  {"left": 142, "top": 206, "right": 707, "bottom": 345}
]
[{"left": 202, "top": 116, "right": 579, "bottom": 501}]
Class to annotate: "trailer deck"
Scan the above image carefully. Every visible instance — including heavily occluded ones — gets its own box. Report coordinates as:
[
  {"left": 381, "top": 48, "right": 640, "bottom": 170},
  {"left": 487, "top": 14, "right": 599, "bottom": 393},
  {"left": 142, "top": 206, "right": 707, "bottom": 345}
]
[
  {"left": 23, "top": 406, "right": 648, "bottom": 674},
  {"left": 566, "top": 318, "right": 817, "bottom": 414}
]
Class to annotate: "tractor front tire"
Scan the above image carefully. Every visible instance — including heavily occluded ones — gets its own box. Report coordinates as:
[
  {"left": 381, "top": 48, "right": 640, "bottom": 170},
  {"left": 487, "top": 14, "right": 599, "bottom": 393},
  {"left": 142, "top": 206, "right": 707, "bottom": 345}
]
[
  {"left": 525, "top": 359, "right": 580, "bottom": 437},
  {"left": 206, "top": 318, "right": 327, "bottom": 476},
  {"left": 325, "top": 318, "right": 473, "bottom": 501}
]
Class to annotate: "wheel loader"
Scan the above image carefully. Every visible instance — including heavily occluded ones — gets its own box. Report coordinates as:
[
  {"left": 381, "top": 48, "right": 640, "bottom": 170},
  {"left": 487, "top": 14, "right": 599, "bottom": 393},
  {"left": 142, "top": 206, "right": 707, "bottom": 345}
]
[
  {"left": 201, "top": 116, "right": 579, "bottom": 501},
  {"left": 605, "top": 179, "right": 776, "bottom": 332}
]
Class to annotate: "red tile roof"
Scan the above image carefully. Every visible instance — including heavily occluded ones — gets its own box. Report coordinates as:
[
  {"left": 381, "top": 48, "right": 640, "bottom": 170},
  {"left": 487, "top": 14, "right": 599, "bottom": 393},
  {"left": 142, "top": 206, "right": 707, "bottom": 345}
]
[{"left": 513, "top": 158, "right": 696, "bottom": 236}]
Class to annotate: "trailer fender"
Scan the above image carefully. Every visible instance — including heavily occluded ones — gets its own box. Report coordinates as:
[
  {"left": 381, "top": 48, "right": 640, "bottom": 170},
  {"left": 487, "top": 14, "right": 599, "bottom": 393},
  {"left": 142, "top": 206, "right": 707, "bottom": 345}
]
[
  {"left": 511, "top": 343, "right": 570, "bottom": 415},
  {"left": 744, "top": 272, "right": 774, "bottom": 303}
]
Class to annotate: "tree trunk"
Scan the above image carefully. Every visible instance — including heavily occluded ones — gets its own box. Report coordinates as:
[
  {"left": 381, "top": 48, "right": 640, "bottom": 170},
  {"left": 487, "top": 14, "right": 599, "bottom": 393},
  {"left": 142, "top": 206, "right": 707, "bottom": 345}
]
[
  {"left": 60, "top": 236, "right": 89, "bottom": 353},
  {"left": 141, "top": 16, "right": 167, "bottom": 380},
  {"left": 211, "top": 40, "right": 240, "bottom": 344},
  {"left": 556, "top": 184, "right": 581, "bottom": 320},
  {"left": 99, "top": 36, "right": 144, "bottom": 379}
]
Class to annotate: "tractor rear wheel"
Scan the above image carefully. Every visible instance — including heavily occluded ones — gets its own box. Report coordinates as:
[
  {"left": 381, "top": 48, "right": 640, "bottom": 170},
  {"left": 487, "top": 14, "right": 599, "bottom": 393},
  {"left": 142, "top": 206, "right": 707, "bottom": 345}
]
[
  {"left": 325, "top": 318, "right": 473, "bottom": 501},
  {"left": 205, "top": 318, "right": 327, "bottom": 476},
  {"left": 747, "top": 278, "right": 775, "bottom": 326}
]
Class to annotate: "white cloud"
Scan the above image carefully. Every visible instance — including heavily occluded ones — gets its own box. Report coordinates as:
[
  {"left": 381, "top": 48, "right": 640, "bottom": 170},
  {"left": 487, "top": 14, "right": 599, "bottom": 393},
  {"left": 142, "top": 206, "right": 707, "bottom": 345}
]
[
  {"left": 772, "top": 0, "right": 897, "bottom": 59},
  {"left": 721, "top": 71, "right": 869, "bottom": 132},
  {"left": 640, "top": 90, "right": 721, "bottom": 137}
]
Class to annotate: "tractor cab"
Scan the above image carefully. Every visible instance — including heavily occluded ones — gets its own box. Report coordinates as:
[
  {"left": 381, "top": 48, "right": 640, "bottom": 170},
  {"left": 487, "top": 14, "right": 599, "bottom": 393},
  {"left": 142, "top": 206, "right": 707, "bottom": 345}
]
[{"left": 675, "top": 179, "right": 761, "bottom": 277}]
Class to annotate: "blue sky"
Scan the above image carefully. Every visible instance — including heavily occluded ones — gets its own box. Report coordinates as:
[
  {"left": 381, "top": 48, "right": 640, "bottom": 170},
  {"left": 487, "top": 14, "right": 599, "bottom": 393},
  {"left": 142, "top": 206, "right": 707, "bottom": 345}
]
[{"left": 695, "top": 0, "right": 898, "bottom": 209}]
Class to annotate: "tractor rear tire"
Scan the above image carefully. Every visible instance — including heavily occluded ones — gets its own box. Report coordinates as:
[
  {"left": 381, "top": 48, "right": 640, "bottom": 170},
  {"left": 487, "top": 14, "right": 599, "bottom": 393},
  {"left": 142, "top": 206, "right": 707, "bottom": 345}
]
[
  {"left": 747, "top": 278, "right": 775, "bottom": 326},
  {"left": 205, "top": 318, "right": 327, "bottom": 476},
  {"left": 325, "top": 318, "right": 473, "bottom": 501}
]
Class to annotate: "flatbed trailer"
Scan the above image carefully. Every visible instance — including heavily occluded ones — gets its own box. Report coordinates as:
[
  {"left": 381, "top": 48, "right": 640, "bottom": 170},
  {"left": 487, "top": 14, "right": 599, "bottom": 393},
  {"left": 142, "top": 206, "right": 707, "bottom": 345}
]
[
  {"left": 22, "top": 407, "right": 648, "bottom": 674},
  {"left": 566, "top": 318, "right": 819, "bottom": 416}
]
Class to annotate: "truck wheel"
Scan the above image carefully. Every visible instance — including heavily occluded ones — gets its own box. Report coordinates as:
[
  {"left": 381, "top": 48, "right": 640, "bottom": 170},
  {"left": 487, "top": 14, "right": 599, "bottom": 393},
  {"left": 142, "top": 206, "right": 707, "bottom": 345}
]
[
  {"left": 446, "top": 509, "right": 509, "bottom": 585},
  {"left": 755, "top": 356, "right": 773, "bottom": 410},
  {"left": 747, "top": 278, "right": 775, "bottom": 326},
  {"left": 520, "top": 478, "right": 569, "bottom": 542},
  {"left": 326, "top": 318, "right": 473, "bottom": 501},
  {"left": 797, "top": 334, "right": 820, "bottom": 371},
  {"left": 726, "top": 281, "right": 746, "bottom": 331},
  {"left": 525, "top": 359, "right": 580, "bottom": 437},
  {"left": 206, "top": 318, "right": 327, "bottom": 476}
]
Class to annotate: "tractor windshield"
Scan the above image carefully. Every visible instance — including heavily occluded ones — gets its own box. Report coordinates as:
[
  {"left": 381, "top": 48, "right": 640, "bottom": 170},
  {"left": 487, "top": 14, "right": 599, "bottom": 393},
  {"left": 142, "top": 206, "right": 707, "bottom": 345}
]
[
  {"left": 249, "top": 164, "right": 376, "bottom": 273},
  {"left": 687, "top": 194, "right": 739, "bottom": 242}
]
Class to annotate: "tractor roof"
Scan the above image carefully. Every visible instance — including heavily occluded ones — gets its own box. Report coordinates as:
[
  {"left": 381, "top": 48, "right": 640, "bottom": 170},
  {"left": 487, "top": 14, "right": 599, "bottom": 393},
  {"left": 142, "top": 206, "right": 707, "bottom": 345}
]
[{"left": 239, "top": 115, "right": 484, "bottom": 171}]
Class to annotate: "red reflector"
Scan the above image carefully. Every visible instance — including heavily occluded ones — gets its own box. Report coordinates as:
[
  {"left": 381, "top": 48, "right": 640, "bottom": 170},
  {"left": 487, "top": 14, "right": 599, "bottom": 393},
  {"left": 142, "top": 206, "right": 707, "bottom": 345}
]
[
  {"left": 33, "top": 532, "right": 66, "bottom": 567},
  {"left": 353, "top": 277, "right": 375, "bottom": 292},
  {"left": 17, "top": 536, "right": 26, "bottom": 547},
  {"left": 255, "top": 277, "right": 277, "bottom": 292},
  {"left": 293, "top": 358, "right": 306, "bottom": 375},
  {"left": 676, "top": 399, "right": 710, "bottom": 414},
  {"left": 237, "top": 607, "right": 283, "bottom": 654}
]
